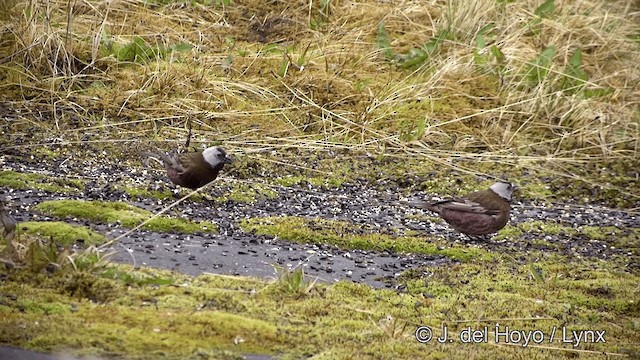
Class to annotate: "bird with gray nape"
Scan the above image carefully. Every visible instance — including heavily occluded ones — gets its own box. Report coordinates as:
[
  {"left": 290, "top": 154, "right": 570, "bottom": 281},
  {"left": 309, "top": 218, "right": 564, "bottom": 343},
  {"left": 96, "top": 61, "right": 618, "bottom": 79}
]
[
  {"left": 404, "top": 182, "right": 515, "bottom": 239},
  {"left": 144, "top": 146, "right": 232, "bottom": 190}
]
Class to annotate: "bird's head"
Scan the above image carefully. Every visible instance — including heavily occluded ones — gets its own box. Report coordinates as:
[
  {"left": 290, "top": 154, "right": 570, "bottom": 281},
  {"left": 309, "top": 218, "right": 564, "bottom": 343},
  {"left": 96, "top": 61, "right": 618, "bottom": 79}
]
[
  {"left": 490, "top": 182, "right": 515, "bottom": 202},
  {"left": 202, "top": 146, "right": 233, "bottom": 168}
]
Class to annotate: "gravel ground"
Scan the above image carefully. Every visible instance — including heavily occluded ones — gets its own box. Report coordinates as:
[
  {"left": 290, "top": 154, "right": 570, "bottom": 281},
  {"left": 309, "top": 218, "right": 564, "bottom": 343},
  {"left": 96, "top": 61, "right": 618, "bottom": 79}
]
[{"left": 1, "top": 147, "right": 639, "bottom": 288}]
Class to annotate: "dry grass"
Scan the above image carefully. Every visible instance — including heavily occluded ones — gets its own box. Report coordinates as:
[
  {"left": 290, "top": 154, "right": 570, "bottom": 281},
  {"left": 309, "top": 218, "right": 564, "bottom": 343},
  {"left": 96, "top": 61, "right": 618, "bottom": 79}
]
[
  {"left": 1, "top": 3, "right": 640, "bottom": 358},
  {"left": 0, "top": 0, "right": 638, "bottom": 185}
]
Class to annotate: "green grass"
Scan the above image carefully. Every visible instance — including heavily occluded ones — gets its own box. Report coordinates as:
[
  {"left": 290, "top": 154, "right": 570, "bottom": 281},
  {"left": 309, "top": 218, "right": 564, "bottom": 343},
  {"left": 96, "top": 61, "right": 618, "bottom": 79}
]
[{"left": 100, "top": 36, "right": 193, "bottom": 64}]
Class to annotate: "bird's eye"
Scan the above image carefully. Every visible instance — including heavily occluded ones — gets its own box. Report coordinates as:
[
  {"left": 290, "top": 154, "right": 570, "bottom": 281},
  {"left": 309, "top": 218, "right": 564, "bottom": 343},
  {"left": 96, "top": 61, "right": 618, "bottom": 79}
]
[{"left": 217, "top": 154, "right": 224, "bottom": 158}]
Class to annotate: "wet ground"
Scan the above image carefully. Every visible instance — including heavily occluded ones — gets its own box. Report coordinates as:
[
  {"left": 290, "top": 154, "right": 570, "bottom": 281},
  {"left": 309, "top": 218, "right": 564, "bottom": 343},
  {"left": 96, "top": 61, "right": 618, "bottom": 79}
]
[
  {"left": 0, "top": 346, "right": 273, "bottom": 360},
  {"left": 2, "top": 148, "right": 639, "bottom": 288},
  {"left": 0, "top": 346, "right": 63, "bottom": 360},
  {"left": 1, "top": 147, "right": 639, "bottom": 360}
]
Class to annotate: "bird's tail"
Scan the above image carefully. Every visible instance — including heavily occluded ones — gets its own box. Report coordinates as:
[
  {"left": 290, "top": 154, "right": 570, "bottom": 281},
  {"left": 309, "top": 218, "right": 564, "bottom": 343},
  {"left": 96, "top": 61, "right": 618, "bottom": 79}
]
[
  {"left": 393, "top": 199, "right": 428, "bottom": 208},
  {"left": 141, "top": 151, "right": 183, "bottom": 171},
  {"left": 141, "top": 151, "right": 164, "bottom": 167},
  {"left": 394, "top": 199, "right": 441, "bottom": 214}
]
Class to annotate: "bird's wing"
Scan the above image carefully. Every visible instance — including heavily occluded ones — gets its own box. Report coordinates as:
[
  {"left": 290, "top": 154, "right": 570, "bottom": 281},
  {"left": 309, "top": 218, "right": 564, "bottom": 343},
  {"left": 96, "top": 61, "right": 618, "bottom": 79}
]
[
  {"left": 402, "top": 198, "right": 496, "bottom": 215},
  {"left": 177, "top": 152, "right": 207, "bottom": 172},
  {"left": 157, "top": 152, "right": 185, "bottom": 173},
  {"left": 434, "top": 198, "right": 500, "bottom": 215}
]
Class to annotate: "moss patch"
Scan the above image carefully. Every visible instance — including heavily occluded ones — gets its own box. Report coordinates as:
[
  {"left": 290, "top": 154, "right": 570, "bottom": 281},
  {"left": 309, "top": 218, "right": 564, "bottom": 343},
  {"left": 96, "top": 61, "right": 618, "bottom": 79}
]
[
  {"left": 218, "top": 183, "right": 279, "bottom": 203},
  {"left": 0, "top": 170, "right": 84, "bottom": 194},
  {"left": 494, "top": 220, "right": 636, "bottom": 242},
  {"left": 33, "top": 200, "right": 217, "bottom": 234},
  {"left": 399, "top": 260, "right": 640, "bottom": 336},
  {"left": 240, "top": 216, "right": 489, "bottom": 262},
  {"left": 1, "top": 258, "right": 638, "bottom": 359},
  {"left": 17, "top": 221, "right": 107, "bottom": 246}
]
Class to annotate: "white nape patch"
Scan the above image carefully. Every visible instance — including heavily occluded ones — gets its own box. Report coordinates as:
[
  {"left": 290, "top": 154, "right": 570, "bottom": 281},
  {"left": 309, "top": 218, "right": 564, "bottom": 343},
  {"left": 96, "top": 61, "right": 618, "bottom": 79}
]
[
  {"left": 202, "top": 147, "right": 222, "bottom": 167},
  {"left": 490, "top": 182, "right": 514, "bottom": 201}
]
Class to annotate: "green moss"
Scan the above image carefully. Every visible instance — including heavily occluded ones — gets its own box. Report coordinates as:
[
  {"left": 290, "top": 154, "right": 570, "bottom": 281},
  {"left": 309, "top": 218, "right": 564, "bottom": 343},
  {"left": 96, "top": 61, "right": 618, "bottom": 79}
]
[
  {"left": 145, "top": 217, "right": 217, "bottom": 233},
  {"left": 18, "top": 221, "right": 107, "bottom": 246},
  {"left": 99, "top": 267, "right": 174, "bottom": 287},
  {"left": 1, "top": 259, "right": 638, "bottom": 359},
  {"left": 496, "top": 221, "right": 572, "bottom": 241},
  {"left": 0, "top": 0, "right": 638, "bottom": 357},
  {"left": 529, "top": 238, "right": 564, "bottom": 250},
  {"left": 35, "top": 200, "right": 146, "bottom": 224},
  {"left": 240, "top": 216, "right": 490, "bottom": 261},
  {"left": 495, "top": 221, "right": 632, "bottom": 243},
  {"left": 518, "top": 182, "right": 554, "bottom": 200},
  {"left": 579, "top": 226, "right": 620, "bottom": 241},
  {"left": 0, "top": 267, "right": 284, "bottom": 358},
  {"left": 400, "top": 260, "right": 640, "bottom": 320},
  {"left": 34, "top": 200, "right": 217, "bottom": 234},
  {"left": 220, "top": 183, "right": 278, "bottom": 203},
  {"left": 493, "top": 224, "right": 523, "bottom": 239},
  {"left": 32, "top": 148, "right": 58, "bottom": 160},
  {"left": 0, "top": 170, "right": 83, "bottom": 193},
  {"left": 275, "top": 175, "right": 308, "bottom": 187},
  {"left": 0, "top": 170, "right": 44, "bottom": 188},
  {"left": 521, "top": 221, "right": 568, "bottom": 235},
  {"left": 20, "top": 300, "right": 71, "bottom": 315}
]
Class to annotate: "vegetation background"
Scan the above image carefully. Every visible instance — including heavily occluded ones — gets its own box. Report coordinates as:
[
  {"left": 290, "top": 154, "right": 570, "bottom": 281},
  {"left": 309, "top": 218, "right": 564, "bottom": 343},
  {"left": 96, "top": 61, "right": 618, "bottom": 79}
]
[{"left": 0, "top": 0, "right": 639, "bottom": 358}]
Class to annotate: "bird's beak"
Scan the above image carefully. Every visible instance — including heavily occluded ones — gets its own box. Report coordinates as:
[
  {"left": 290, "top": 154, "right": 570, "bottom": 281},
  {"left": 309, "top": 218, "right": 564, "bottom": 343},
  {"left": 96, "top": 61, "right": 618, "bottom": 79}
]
[{"left": 223, "top": 155, "right": 234, "bottom": 164}]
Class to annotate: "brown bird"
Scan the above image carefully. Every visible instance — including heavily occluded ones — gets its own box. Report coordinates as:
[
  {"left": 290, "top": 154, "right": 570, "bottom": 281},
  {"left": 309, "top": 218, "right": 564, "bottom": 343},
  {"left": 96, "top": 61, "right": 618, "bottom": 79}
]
[
  {"left": 405, "top": 182, "right": 514, "bottom": 239},
  {"left": 146, "top": 146, "right": 232, "bottom": 190},
  {"left": 0, "top": 198, "right": 17, "bottom": 257}
]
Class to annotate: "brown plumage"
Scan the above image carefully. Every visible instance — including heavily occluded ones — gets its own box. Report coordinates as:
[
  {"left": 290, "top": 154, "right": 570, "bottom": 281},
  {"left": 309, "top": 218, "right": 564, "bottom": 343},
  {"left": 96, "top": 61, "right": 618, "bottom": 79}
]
[
  {"left": 0, "top": 199, "right": 16, "bottom": 241},
  {"left": 406, "top": 182, "right": 514, "bottom": 238},
  {"left": 146, "top": 146, "right": 232, "bottom": 190}
]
